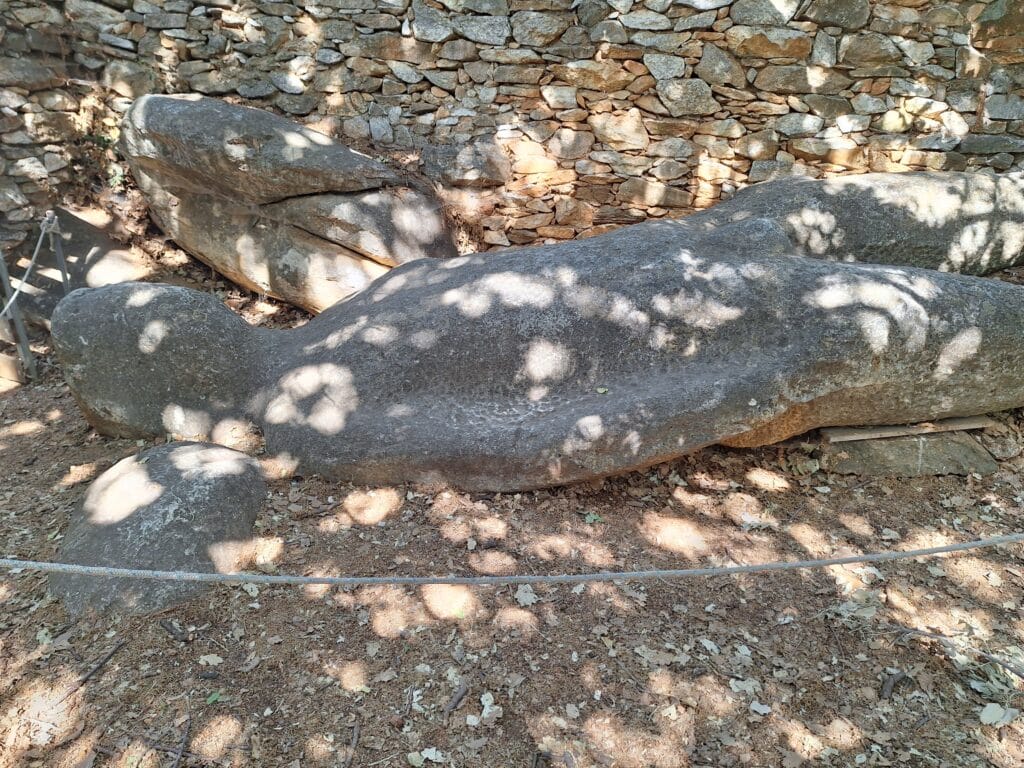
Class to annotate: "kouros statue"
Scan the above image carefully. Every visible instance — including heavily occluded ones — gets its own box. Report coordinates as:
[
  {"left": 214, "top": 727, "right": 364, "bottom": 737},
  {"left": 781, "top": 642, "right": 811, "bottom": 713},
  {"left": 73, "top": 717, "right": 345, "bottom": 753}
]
[{"left": 53, "top": 171, "right": 1024, "bottom": 491}]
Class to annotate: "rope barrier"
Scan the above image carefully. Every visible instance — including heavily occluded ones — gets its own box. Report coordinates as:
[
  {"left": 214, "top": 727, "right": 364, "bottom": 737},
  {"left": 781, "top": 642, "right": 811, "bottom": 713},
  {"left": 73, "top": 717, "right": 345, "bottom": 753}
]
[
  {"left": 0, "top": 211, "right": 60, "bottom": 319},
  {"left": 2, "top": 532, "right": 1022, "bottom": 588}
]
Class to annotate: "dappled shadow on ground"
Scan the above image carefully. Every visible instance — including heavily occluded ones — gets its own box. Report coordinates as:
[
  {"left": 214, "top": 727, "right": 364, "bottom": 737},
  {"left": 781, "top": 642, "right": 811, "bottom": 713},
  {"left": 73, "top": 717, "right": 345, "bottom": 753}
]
[{"left": 2, "top": 362, "right": 1024, "bottom": 767}]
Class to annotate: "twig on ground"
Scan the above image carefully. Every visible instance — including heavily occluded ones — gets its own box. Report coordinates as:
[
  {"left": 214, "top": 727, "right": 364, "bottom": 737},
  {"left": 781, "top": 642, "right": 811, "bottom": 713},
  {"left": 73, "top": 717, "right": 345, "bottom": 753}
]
[
  {"left": 443, "top": 679, "right": 471, "bottom": 727},
  {"left": 340, "top": 721, "right": 360, "bottom": 768},
  {"left": 57, "top": 640, "right": 126, "bottom": 703},
  {"left": 169, "top": 703, "right": 191, "bottom": 768},
  {"left": 891, "top": 625, "right": 1024, "bottom": 682},
  {"left": 365, "top": 752, "right": 400, "bottom": 766},
  {"left": 94, "top": 743, "right": 218, "bottom": 765}
]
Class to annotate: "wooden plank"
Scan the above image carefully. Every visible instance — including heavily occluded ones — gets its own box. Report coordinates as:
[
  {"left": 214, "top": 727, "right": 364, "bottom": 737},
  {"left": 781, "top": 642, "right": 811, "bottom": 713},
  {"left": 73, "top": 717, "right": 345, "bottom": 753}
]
[
  {"left": 0, "top": 351, "right": 25, "bottom": 384},
  {"left": 821, "top": 416, "right": 999, "bottom": 444}
]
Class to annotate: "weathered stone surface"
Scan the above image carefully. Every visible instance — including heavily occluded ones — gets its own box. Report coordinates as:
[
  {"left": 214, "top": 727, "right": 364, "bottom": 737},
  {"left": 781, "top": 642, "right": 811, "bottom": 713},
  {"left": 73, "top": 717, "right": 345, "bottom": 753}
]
[
  {"left": 753, "top": 66, "right": 852, "bottom": 94},
  {"left": 52, "top": 173, "right": 1024, "bottom": 491},
  {"left": 422, "top": 138, "right": 512, "bottom": 187},
  {"left": 973, "top": 0, "right": 1024, "bottom": 64},
  {"left": 452, "top": 14, "right": 511, "bottom": 45},
  {"left": 551, "top": 60, "right": 634, "bottom": 91},
  {"left": 588, "top": 109, "right": 649, "bottom": 151},
  {"left": 511, "top": 11, "right": 572, "bottom": 45},
  {"left": 617, "top": 177, "right": 691, "bottom": 207},
  {"left": 412, "top": 0, "right": 454, "bottom": 42},
  {"left": 656, "top": 78, "right": 721, "bottom": 116},
  {"left": 643, "top": 53, "right": 688, "bottom": 81},
  {"left": 985, "top": 95, "right": 1024, "bottom": 121},
  {"left": 725, "top": 26, "right": 812, "bottom": 59},
  {"left": 101, "top": 60, "right": 158, "bottom": 98},
  {"left": 547, "top": 128, "right": 595, "bottom": 159},
  {"left": 694, "top": 43, "right": 746, "bottom": 88},
  {"left": 730, "top": 0, "right": 800, "bottom": 26},
  {"left": 824, "top": 433, "right": 998, "bottom": 477},
  {"left": 0, "top": 57, "right": 63, "bottom": 91},
  {"left": 695, "top": 171, "right": 1024, "bottom": 275},
  {"left": 774, "top": 113, "right": 824, "bottom": 136},
  {"left": 50, "top": 442, "right": 264, "bottom": 615},
  {"left": 802, "top": 0, "right": 870, "bottom": 30},
  {"left": 957, "top": 135, "right": 1024, "bottom": 154},
  {"left": 838, "top": 33, "right": 902, "bottom": 66},
  {"left": 121, "top": 95, "right": 455, "bottom": 312}
]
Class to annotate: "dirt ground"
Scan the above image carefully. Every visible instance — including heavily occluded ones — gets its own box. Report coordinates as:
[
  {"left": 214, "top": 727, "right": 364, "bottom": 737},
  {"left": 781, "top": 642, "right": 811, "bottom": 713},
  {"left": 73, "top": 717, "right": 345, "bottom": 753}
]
[{"left": 2, "top": 227, "right": 1024, "bottom": 768}]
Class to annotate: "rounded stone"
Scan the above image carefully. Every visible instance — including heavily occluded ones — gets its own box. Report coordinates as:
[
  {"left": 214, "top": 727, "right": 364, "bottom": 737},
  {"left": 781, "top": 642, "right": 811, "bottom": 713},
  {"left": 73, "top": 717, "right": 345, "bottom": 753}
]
[{"left": 50, "top": 442, "right": 266, "bottom": 615}]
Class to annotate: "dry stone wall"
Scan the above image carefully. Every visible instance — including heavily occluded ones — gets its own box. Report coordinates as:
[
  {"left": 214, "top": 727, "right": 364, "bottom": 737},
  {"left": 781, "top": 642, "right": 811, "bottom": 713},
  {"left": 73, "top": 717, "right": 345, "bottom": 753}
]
[{"left": 1, "top": 0, "right": 1023, "bottom": 250}]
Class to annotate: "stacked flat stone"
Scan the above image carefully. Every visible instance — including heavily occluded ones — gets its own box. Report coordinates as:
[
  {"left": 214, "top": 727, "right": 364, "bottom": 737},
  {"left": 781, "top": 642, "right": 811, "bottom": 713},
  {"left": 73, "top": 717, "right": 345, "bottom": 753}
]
[{"left": 1, "top": 0, "right": 1023, "bottom": 250}]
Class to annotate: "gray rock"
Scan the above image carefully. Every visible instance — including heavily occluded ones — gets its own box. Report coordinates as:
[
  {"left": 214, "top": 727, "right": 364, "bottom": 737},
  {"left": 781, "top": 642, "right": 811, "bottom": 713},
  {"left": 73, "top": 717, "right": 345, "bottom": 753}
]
[
  {"left": 802, "top": 0, "right": 870, "bottom": 29},
  {"left": 0, "top": 178, "right": 30, "bottom": 213},
  {"left": 620, "top": 10, "right": 671, "bottom": 30},
  {"left": 825, "top": 433, "right": 998, "bottom": 477},
  {"left": 656, "top": 78, "right": 721, "bottom": 116},
  {"left": 512, "top": 11, "right": 572, "bottom": 46},
  {"left": 838, "top": 33, "right": 902, "bottom": 66},
  {"left": 730, "top": 0, "right": 800, "bottom": 25},
  {"left": 694, "top": 43, "right": 745, "bottom": 88},
  {"left": 774, "top": 113, "right": 824, "bottom": 137},
  {"left": 121, "top": 95, "right": 455, "bottom": 312},
  {"left": 452, "top": 15, "right": 511, "bottom": 45},
  {"left": 50, "top": 442, "right": 265, "bottom": 615},
  {"left": 101, "top": 60, "right": 158, "bottom": 98},
  {"left": 54, "top": 173, "right": 1024, "bottom": 491},
  {"left": 412, "top": 0, "right": 454, "bottom": 42},
  {"left": 546, "top": 128, "right": 594, "bottom": 160},
  {"left": 985, "top": 94, "right": 1024, "bottom": 120},
  {"left": 753, "top": 65, "right": 852, "bottom": 94},
  {"left": 643, "top": 53, "right": 688, "bottom": 81},
  {"left": 143, "top": 11, "right": 188, "bottom": 28},
  {"left": 676, "top": 0, "right": 731, "bottom": 8},
  {"left": 958, "top": 135, "right": 1024, "bottom": 154},
  {"left": 694, "top": 171, "right": 1024, "bottom": 275},
  {"left": 576, "top": 0, "right": 611, "bottom": 27},
  {"left": 422, "top": 138, "right": 511, "bottom": 187},
  {"left": 810, "top": 31, "right": 837, "bottom": 67},
  {"left": 0, "top": 57, "right": 63, "bottom": 91},
  {"left": 804, "top": 94, "right": 852, "bottom": 117},
  {"left": 236, "top": 80, "right": 277, "bottom": 99},
  {"left": 270, "top": 71, "right": 306, "bottom": 94},
  {"left": 674, "top": 10, "right": 716, "bottom": 30},
  {"left": 590, "top": 19, "right": 628, "bottom": 43},
  {"left": 315, "top": 48, "right": 344, "bottom": 64},
  {"left": 588, "top": 109, "right": 649, "bottom": 151}
]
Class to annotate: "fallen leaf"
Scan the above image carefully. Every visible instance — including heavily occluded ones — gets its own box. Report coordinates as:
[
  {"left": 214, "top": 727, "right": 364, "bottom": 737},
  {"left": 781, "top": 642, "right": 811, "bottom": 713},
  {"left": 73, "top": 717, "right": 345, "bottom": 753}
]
[
  {"left": 515, "top": 585, "right": 539, "bottom": 607},
  {"left": 980, "top": 702, "right": 1019, "bottom": 727}
]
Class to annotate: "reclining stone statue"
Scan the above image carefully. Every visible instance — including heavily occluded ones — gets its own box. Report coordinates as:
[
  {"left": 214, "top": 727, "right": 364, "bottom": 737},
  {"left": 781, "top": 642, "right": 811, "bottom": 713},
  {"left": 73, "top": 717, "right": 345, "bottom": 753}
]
[
  {"left": 120, "top": 94, "right": 458, "bottom": 312},
  {"left": 52, "top": 170, "right": 1024, "bottom": 491}
]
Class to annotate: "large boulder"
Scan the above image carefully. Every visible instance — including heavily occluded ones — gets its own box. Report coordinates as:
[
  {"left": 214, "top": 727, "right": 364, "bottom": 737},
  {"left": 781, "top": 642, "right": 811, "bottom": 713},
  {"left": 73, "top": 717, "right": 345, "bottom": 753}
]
[
  {"left": 50, "top": 442, "right": 265, "bottom": 615},
  {"left": 693, "top": 172, "right": 1024, "bottom": 275},
  {"left": 120, "top": 95, "right": 458, "bottom": 312},
  {"left": 53, "top": 208, "right": 1024, "bottom": 492}
]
